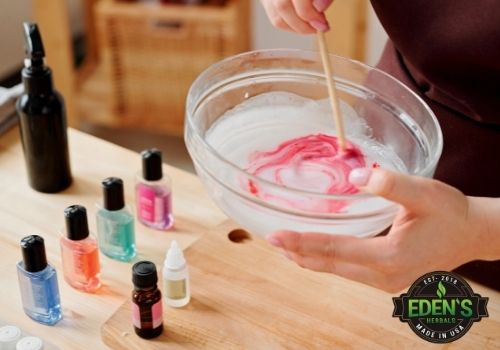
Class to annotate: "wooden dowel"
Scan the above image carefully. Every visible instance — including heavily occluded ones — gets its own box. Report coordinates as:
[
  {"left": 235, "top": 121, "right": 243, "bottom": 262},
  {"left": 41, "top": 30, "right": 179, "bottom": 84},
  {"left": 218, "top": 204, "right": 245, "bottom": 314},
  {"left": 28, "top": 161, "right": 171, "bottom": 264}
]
[{"left": 317, "top": 31, "right": 346, "bottom": 150}]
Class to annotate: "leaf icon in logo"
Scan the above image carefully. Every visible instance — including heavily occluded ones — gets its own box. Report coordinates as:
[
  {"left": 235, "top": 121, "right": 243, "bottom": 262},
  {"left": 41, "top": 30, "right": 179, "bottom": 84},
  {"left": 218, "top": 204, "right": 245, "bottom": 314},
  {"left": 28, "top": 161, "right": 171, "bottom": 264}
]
[{"left": 436, "top": 281, "right": 446, "bottom": 298}]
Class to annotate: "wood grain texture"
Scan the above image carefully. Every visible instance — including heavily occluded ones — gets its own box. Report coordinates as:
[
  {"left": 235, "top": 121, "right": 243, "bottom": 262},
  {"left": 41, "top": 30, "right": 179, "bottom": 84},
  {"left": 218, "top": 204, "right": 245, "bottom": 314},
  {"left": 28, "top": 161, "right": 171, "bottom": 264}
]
[
  {"left": 102, "top": 221, "right": 500, "bottom": 349},
  {"left": 33, "top": 0, "right": 78, "bottom": 127},
  {"left": 95, "top": 0, "right": 250, "bottom": 137},
  {"left": 77, "top": 63, "right": 114, "bottom": 128},
  {"left": 33, "top": 0, "right": 107, "bottom": 129},
  {"left": 0, "top": 127, "right": 226, "bottom": 349},
  {"left": 80, "top": 0, "right": 101, "bottom": 65},
  {"left": 1, "top": 128, "right": 499, "bottom": 349},
  {"left": 324, "top": 0, "right": 368, "bottom": 61}
]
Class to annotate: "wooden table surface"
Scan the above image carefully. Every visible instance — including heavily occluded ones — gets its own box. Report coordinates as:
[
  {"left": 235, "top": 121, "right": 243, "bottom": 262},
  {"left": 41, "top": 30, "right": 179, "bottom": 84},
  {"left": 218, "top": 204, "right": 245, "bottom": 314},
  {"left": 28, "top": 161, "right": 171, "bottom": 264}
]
[
  {"left": 0, "top": 127, "right": 226, "bottom": 349},
  {"left": 0, "top": 127, "right": 499, "bottom": 349}
]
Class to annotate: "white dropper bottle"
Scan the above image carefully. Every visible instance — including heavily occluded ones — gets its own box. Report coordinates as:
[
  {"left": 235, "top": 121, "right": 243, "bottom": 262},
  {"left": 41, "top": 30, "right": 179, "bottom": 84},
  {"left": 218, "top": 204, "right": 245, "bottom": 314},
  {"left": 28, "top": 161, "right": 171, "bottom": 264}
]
[{"left": 163, "top": 240, "right": 190, "bottom": 307}]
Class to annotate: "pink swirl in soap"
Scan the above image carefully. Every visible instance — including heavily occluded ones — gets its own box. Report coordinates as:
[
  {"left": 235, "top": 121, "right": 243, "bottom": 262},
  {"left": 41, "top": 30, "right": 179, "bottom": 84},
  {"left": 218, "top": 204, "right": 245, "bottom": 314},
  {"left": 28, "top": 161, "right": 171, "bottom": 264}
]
[{"left": 244, "top": 134, "right": 366, "bottom": 213}]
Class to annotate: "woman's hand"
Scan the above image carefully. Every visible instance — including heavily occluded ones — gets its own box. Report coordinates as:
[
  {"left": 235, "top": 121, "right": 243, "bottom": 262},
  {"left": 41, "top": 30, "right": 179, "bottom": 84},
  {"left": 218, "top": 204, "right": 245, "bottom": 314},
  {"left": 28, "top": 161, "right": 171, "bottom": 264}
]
[
  {"left": 267, "top": 168, "right": 499, "bottom": 293},
  {"left": 260, "top": 0, "right": 333, "bottom": 34}
]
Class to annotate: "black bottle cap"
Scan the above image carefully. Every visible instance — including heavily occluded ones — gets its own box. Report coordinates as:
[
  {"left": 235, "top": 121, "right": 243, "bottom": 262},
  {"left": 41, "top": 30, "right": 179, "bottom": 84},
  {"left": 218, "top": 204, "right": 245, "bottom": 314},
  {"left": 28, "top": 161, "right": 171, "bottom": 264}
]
[
  {"left": 23, "top": 22, "right": 45, "bottom": 70},
  {"left": 132, "top": 261, "right": 158, "bottom": 289},
  {"left": 64, "top": 205, "right": 89, "bottom": 241},
  {"left": 141, "top": 149, "right": 163, "bottom": 181},
  {"left": 21, "top": 22, "right": 53, "bottom": 95},
  {"left": 20, "top": 235, "right": 48, "bottom": 273},
  {"left": 102, "top": 177, "right": 125, "bottom": 211}
]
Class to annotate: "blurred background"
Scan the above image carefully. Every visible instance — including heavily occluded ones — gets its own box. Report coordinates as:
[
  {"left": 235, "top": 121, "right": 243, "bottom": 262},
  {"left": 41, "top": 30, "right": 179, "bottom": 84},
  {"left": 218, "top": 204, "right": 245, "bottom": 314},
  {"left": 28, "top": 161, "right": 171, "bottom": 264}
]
[{"left": 0, "top": 0, "right": 387, "bottom": 173}]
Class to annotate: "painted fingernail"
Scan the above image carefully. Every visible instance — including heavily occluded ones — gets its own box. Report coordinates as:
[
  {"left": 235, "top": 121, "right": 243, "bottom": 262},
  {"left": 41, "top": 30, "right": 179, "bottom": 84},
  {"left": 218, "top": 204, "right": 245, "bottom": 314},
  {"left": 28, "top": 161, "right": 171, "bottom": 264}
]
[
  {"left": 349, "top": 168, "right": 372, "bottom": 186},
  {"left": 312, "top": 0, "right": 332, "bottom": 12},
  {"left": 310, "top": 20, "right": 329, "bottom": 32},
  {"left": 267, "top": 237, "right": 283, "bottom": 248}
]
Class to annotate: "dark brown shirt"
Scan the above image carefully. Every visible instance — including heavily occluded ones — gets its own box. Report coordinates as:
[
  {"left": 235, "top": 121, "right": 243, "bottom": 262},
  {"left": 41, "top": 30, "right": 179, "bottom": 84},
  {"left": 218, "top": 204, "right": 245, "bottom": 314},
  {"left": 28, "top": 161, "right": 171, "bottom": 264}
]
[{"left": 371, "top": 0, "right": 500, "bottom": 289}]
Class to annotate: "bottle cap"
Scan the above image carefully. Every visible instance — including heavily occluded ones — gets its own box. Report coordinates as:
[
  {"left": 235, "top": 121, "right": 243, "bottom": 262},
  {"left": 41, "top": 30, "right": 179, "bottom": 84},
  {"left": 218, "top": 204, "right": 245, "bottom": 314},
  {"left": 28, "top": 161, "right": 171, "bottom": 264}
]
[
  {"left": 141, "top": 149, "right": 163, "bottom": 181},
  {"left": 16, "top": 336, "right": 44, "bottom": 350},
  {"left": 102, "top": 177, "right": 125, "bottom": 211},
  {"left": 20, "top": 235, "right": 48, "bottom": 273},
  {"left": 64, "top": 205, "right": 89, "bottom": 240},
  {"left": 164, "top": 240, "right": 186, "bottom": 270},
  {"left": 132, "top": 261, "right": 158, "bottom": 289},
  {"left": 0, "top": 325, "right": 21, "bottom": 344},
  {"left": 21, "top": 22, "right": 53, "bottom": 95}
]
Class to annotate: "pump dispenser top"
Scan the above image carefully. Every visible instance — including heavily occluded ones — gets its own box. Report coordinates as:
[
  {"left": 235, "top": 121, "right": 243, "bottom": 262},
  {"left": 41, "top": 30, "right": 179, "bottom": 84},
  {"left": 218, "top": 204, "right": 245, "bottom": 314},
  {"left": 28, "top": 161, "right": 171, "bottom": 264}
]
[
  {"left": 21, "top": 23, "right": 53, "bottom": 96},
  {"left": 24, "top": 23, "right": 45, "bottom": 69}
]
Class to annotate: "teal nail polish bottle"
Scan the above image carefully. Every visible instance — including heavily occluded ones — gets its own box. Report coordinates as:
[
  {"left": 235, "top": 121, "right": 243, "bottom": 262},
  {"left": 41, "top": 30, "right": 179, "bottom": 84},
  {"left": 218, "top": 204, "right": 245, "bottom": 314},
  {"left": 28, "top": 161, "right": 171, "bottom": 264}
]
[{"left": 96, "top": 177, "right": 136, "bottom": 262}]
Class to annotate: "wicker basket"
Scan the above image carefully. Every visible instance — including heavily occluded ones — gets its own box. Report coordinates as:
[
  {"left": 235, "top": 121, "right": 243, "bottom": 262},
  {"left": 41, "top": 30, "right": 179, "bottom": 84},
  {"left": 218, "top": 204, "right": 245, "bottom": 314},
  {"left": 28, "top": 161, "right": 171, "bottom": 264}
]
[{"left": 96, "top": 0, "right": 250, "bottom": 136}]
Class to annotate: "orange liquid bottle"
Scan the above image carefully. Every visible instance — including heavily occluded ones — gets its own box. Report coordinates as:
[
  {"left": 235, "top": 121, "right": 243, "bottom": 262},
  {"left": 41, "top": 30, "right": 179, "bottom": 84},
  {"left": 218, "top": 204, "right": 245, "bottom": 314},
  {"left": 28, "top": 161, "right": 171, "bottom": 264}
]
[{"left": 60, "top": 205, "right": 101, "bottom": 293}]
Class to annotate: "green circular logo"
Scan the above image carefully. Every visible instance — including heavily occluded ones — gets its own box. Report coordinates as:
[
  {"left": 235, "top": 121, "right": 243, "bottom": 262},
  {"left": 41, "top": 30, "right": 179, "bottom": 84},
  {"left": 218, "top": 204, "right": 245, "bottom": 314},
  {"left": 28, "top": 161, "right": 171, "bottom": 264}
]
[{"left": 393, "top": 271, "right": 488, "bottom": 343}]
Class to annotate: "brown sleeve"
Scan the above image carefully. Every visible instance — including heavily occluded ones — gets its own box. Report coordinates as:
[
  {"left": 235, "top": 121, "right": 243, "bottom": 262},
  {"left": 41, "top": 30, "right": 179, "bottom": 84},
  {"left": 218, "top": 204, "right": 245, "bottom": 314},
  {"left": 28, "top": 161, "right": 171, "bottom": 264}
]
[
  {"left": 370, "top": 1, "right": 500, "bottom": 291},
  {"left": 371, "top": 0, "right": 500, "bottom": 124}
]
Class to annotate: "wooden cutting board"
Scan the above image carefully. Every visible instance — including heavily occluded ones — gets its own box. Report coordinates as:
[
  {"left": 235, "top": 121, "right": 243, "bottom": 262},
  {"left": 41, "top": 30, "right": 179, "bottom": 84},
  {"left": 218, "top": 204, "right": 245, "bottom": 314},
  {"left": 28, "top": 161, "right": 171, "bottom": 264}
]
[{"left": 101, "top": 221, "right": 499, "bottom": 349}]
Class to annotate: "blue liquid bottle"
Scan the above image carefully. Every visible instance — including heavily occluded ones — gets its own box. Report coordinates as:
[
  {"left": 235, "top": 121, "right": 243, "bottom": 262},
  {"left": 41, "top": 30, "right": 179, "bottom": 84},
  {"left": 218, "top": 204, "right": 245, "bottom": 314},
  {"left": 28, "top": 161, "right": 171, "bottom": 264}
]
[
  {"left": 16, "top": 235, "right": 62, "bottom": 325},
  {"left": 96, "top": 177, "right": 136, "bottom": 262}
]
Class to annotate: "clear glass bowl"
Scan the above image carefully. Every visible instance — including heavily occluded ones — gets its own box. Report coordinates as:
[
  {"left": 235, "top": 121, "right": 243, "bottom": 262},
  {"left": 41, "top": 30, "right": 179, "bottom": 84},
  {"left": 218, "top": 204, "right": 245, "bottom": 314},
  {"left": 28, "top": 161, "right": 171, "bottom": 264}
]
[{"left": 185, "top": 49, "right": 443, "bottom": 237}]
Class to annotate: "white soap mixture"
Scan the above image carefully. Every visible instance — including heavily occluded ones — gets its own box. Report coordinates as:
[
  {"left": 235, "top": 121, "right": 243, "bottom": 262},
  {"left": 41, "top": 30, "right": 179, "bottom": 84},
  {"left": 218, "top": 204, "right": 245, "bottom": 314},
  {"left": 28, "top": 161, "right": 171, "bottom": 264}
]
[
  {"left": 206, "top": 92, "right": 405, "bottom": 171},
  {"left": 202, "top": 91, "right": 405, "bottom": 234}
]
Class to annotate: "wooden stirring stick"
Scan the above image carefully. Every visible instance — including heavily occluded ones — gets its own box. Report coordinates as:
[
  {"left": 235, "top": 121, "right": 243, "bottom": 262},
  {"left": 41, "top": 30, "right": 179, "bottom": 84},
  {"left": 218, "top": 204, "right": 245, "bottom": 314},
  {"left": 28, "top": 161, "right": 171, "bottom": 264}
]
[{"left": 317, "top": 31, "right": 347, "bottom": 150}]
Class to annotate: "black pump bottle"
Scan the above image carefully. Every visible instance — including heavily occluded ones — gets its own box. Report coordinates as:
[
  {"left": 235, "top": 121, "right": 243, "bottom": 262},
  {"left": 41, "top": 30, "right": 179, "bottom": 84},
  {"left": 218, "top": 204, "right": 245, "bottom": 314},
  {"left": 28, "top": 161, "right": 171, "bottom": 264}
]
[{"left": 16, "top": 22, "right": 72, "bottom": 193}]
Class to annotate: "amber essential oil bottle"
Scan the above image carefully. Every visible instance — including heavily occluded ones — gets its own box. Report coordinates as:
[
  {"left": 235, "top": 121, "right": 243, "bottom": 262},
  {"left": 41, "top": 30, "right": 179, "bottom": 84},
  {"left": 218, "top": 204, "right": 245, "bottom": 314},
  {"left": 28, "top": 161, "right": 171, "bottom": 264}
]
[{"left": 131, "top": 261, "right": 163, "bottom": 339}]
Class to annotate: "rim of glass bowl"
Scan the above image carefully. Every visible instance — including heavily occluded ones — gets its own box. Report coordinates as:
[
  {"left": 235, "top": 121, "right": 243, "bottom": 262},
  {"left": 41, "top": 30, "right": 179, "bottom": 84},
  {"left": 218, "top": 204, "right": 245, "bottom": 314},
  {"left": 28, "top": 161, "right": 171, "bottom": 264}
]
[{"left": 186, "top": 49, "right": 443, "bottom": 206}]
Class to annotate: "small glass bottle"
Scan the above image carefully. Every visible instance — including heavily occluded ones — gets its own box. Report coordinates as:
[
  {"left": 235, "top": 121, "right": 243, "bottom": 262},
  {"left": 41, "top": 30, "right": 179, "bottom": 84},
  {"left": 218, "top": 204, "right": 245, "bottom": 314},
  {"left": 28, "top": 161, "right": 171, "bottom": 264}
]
[
  {"left": 135, "top": 149, "right": 174, "bottom": 231},
  {"left": 132, "top": 261, "right": 163, "bottom": 339},
  {"left": 96, "top": 177, "right": 136, "bottom": 262},
  {"left": 16, "top": 235, "right": 62, "bottom": 325},
  {"left": 60, "top": 205, "right": 101, "bottom": 292},
  {"left": 163, "top": 240, "right": 190, "bottom": 307}
]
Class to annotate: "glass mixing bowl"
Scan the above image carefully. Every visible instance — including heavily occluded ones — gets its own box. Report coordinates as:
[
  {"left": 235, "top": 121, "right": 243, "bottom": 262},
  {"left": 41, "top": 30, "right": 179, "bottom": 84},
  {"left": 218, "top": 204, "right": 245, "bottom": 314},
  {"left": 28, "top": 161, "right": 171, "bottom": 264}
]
[{"left": 185, "top": 49, "right": 442, "bottom": 238}]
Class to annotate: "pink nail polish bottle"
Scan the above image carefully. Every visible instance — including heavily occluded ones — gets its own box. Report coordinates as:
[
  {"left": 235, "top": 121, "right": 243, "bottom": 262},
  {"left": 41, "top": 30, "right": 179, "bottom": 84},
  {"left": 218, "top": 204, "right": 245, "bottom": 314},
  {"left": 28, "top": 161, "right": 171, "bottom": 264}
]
[
  {"left": 60, "top": 205, "right": 101, "bottom": 293},
  {"left": 136, "top": 149, "right": 174, "bottom": 230}
]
